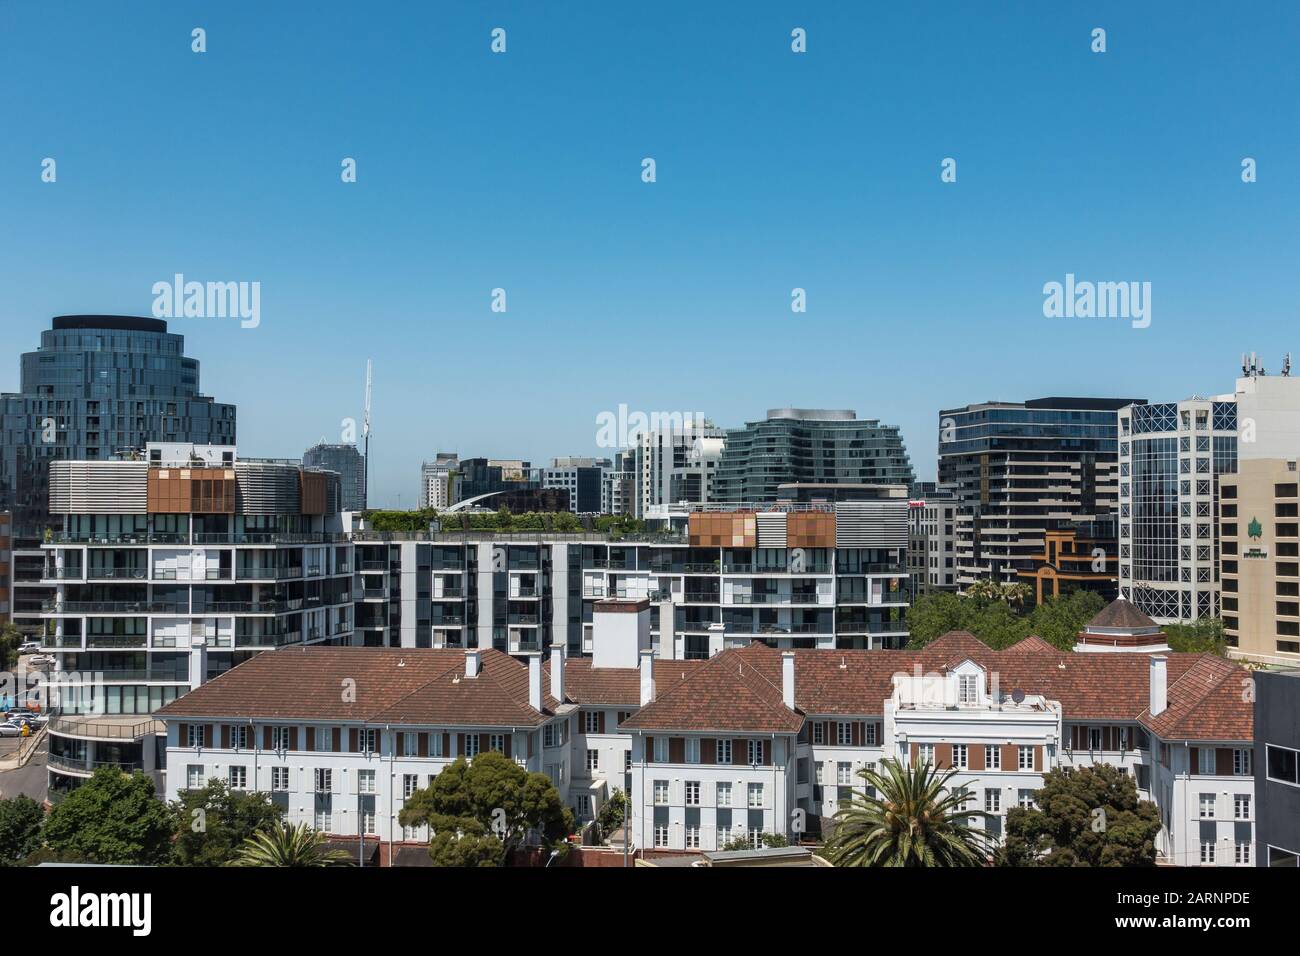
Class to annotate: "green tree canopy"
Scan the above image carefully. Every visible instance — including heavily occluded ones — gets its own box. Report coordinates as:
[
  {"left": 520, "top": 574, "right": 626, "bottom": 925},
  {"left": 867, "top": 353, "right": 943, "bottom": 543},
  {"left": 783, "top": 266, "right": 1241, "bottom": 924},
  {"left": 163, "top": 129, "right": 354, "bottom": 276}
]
[
  {"left": 399, "top": 751, "right": 574, "bottom": 865},
  {"left": 1163, "top": 618, "right": 1227, "bottom": 656},
  {"left": 997, "top": 764, "right": 1161, "bottom": 867},
  {"left": 169, "top": 779, "right": 285, "bottom": 866},
  {"left": 42, "top": 768, "right": 175, "bottom": 865},
  {"left": 0, "top": 795, "right": 44, "bottom": 866},
  {"left": 907, "top": 589, "right": 1105, "bottom": 652}
]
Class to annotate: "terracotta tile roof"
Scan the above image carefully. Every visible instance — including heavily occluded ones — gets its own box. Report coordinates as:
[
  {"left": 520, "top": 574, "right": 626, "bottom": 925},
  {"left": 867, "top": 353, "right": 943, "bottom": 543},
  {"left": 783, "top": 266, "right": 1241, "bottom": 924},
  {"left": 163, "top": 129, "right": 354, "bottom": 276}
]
[
  {"left": 620, "top": 650, "right": 803, "bottom": 734},
  {"left": 616, "top": 632, "right": 1251, "bottom": 740},
  {"left": 157, "top": 646, "right": 557, "bottom": 727},
  {"left": 563, "top": 658, "right": 706, "bottom": 706},
  {"left": 1087, "top": 598, "right": 1158, "bottom": 630}
]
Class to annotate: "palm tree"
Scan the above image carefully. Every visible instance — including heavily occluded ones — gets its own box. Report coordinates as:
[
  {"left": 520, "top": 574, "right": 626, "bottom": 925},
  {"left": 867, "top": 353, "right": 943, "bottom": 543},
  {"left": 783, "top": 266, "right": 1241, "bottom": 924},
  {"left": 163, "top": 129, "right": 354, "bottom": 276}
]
[
  {"left": 232, "top": 821, "right": 354, "bottom": 867},
  {"left": 822, "top": 758, "right": 993, "bottom": 867}
]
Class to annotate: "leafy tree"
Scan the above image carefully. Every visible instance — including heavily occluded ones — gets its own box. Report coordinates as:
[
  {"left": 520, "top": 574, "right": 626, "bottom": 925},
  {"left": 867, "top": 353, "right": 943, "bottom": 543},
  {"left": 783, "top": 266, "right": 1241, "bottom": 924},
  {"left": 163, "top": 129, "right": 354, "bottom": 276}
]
[
  {"left": 169, "top": 779, "right": 285, "bottom": 866},
  {"left": 427, "top": 825, "right": 507, "bottom": 867},
  {"left": 1164, "top": 618, "right": 1227, "bottom": 656},
  {"left": 0, "top": 622, "right": 24, "bottom": 670},
  {"left": 42, "top": 768, "right": 175, "bottom": 865},
  {"left": 907, "top": 589, "right": 1104, "bottom": 652},
  {"left": 399, "top": 751, "right": 574, "bottom": 865},
  {"left": 721, "top": 832, "right": 789, "bottom": 851},
  {"left": 997, "top": 765, "right": 1160, "bottom": 867},
  {"left": 596, "top": 789, "right": 628, "bottom": 838},
  {"left": 0, "top": 795, "right": 44, "bottom": 865},
  {"left": 821, "top": 759, "right": 992, "bottom": 867},
  {"left": 1026, "top": 590, "right": 1106, "bottom": 650},
  {"left": 232, "top": 821, "right": 352, "bottom": 867}
]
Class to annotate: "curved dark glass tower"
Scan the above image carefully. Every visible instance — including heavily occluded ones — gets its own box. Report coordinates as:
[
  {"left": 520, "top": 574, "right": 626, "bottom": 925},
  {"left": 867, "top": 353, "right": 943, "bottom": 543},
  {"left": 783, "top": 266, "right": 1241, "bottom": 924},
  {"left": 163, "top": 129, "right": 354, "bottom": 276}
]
[{"left": 0, "top": 315, "right": 237, "bottom": 527}]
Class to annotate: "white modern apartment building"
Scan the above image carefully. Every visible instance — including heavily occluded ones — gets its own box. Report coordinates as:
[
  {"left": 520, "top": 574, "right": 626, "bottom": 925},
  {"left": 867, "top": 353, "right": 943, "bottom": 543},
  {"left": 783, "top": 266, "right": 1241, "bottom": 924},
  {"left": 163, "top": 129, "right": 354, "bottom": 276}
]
[
  {"left": 908, "top": 485, "right": 959, "bottom": 594},
  {"left": 633, "top": 419, "right": 726, "bottom": 519},
  {"left": 542, "top": 457, "right": 608, "bottom": 514},
  {"left": 418, "top": 453, "right": 459, "bottom": 510},
  {"left": 39, "top": 443, "right": 354, "bottom": 803}
]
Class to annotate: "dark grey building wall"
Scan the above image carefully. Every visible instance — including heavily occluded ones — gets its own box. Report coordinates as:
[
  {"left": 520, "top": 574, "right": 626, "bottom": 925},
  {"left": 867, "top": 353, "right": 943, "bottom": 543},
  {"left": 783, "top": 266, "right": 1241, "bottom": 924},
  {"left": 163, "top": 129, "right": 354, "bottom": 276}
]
[{"left": 1253, "top": 670, "right": 1300, "bottom": 865}]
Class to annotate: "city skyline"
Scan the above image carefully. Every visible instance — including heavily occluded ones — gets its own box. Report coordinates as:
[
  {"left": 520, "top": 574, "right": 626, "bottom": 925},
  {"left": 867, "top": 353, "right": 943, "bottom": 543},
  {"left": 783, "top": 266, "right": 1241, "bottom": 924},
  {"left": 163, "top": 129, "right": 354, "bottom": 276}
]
[{"left": 2, "top": 2, "right": 1297, "bottom": 506}]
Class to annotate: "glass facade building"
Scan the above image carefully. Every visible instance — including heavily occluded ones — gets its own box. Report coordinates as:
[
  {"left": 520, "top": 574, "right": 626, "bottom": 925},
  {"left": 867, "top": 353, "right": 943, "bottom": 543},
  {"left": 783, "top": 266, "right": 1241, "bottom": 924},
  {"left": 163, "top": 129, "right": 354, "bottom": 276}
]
[
  {"left": 303, "top": 442, "right": 367, "bottom": 512},
  {"left": 715, "top": 409, "right": 914, "bottom": 504},
  {"left": 1118, "top": 399, "right": 1238, "bottom": 622},
  {"left": 937, "top": 397, "right": 1142, "bottom": 589}
]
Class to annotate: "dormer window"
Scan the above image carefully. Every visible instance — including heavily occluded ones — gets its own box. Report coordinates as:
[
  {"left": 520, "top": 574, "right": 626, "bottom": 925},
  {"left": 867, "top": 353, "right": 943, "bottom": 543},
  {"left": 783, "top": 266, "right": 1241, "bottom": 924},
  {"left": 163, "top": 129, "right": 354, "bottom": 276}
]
[{"left": 958, "top": 673, "right": 979, "bottom": 705}]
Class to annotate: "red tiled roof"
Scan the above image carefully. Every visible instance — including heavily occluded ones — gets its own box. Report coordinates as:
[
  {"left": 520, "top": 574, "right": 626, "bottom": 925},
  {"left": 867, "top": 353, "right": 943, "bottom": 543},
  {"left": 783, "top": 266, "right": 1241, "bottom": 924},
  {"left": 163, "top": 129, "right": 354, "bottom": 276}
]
[
  {"left": 620, "top": 651, "right": 803, "bottom": 734},
  {"left": 157, "top": 646, "right": 558, "bottom": 726},
  {"left": 1140, "top": 655, "right": 1253, "bottom": 741},
  {"left": 563, "top": 657, "right": 706, "bottom": 706}
]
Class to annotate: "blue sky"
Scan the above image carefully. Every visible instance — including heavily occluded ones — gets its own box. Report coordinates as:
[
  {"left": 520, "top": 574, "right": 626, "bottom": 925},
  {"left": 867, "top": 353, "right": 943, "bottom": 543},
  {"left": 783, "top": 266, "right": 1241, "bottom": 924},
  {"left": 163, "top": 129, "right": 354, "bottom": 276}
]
[{"left": 1, "top": 1, "right": 1297, "bottom": 506}]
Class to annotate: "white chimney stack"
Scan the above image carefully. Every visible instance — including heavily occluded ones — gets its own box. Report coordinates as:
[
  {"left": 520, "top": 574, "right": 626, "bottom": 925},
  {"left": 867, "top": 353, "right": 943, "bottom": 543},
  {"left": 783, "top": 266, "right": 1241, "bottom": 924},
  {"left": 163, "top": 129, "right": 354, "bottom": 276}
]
[
  {"left": 781, "top": 651, "right": 796, "bottom": 710},
  {"left": 465, "top": 649, "right": 481, "bottom": 679},
  {"left": 528, "top": 653, "right": 543, "bottom": 712},
  {"left": 1149, "top": 656, "right": 1167, "bottom": 717},
  {"left": 550, "top": 643, "right": 566, "bottom": 703},
  {"left": 639, "top": 649, "right": 655, "bottom": 706}
]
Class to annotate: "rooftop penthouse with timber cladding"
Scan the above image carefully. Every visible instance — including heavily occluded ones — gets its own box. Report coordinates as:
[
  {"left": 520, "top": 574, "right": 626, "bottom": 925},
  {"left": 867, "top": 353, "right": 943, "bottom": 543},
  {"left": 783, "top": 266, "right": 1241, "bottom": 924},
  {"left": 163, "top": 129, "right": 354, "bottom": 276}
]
[
  {"left": 39, "top": 442, "right": 354, "bottom": 805},
  {"left": 155, "top": 597, "right": 1255, "bottom": 866}
]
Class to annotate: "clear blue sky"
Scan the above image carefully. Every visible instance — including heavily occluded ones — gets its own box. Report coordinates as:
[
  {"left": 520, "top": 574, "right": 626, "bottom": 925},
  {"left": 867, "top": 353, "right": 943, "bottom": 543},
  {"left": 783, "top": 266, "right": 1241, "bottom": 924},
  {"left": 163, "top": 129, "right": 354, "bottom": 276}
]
[{"left": 1, "top": 1, "right": 1297, "bottom": 506}]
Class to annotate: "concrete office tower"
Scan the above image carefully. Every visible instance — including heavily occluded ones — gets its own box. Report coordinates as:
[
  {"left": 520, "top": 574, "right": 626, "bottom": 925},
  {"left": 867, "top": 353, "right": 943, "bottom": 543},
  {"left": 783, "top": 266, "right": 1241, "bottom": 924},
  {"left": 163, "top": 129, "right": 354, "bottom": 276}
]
[
  {"left": 908, "top": 483, "right": 960, "bottom": 595},
  {"left": 38, "top": 442, "right": 353, "bottom": 804},
  {"left": 303, "top": 442, "right": 367, "bottom": 512},
  {"left": 419, "top": 453, "right": 459, "bottom": 509},
  {"left": 1214, "top": 361, "right": 1300, "bottom": 666},
  {"left": 543, "top": 457, "right": 609, "bottom": 514},
  {"left": 715, "top": 409, "right": 913, "bottom": 505},
  {"left": 937, "top": 397, "right": 1141, "bottom": 590},
  {"left": 1116, "top": 397, "right": 1238, "bottom": 623},
  {"left": 633, "top": 419, "right": 726, "bottom": 520},
  {"left": 602, "top": 452, "right": 634, "bottom": 517},
  {"left": 0, "top": 315, "right": 236, "bottom": 638}
]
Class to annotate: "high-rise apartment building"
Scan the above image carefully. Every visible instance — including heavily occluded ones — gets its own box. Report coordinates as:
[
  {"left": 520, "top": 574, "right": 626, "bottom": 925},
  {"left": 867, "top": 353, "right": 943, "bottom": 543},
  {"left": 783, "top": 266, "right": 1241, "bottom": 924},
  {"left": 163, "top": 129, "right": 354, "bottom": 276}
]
[
  {"left": 1253, "top": 668, "right": 1300, "bottom": 866},
  {"left": 419, "top": 453, "right": 459, "bottom": 509},
  {"left": 714, "top": 409, "right": 913, "bottom": 505},
  {"left": 601, "top": 452, "right": 634, "bottom": 517},
  {"left": 0, "top": 316, "right": 236, "bottom": 638},
  {"left": 542, "top": 457, "right": 608, "bottom": 514},
  {"left": 907, "top": 484, "right": 959, "bottom": 595},
  {"left": 633, "top": 419, "right": 726, "bottom": 519},
  {"left": 38, "top": 442, "right": 353, "bottom": 803},
  {"left": 303, "top": 442, "right": 367, "bottom": 512},
  {"left": 937, "top": 397, "right": 1141, "bottom": 591}
]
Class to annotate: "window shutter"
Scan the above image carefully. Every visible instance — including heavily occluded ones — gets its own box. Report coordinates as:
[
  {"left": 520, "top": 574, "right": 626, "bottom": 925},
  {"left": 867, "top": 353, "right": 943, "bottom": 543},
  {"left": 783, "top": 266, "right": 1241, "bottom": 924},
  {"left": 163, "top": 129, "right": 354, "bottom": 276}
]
[
  {"left": 851, "top": 722, "right": 861, "bottom": 747},
  {"left": 332, "top": 728, "right": 341, "bottom": 752},
  {"left": 479, "top": 733, "right": 489, "bottom": 755},
  {"left": 263, "top": 726, "right": 272, "bottom": 750},
  {"left": 504, "top": 735, "right": 513, "bottom": 759},
  {"left": 203, "top": 724, "right": 212, "bottom": 748},
  {"left": 418, "top": 733, "right": 429, "bottom": 758},
  {"left": 457, "top": 733, "right": 465, "bottom": 756},
  {"left": 935, "top": 743, "right": 952, "bottom": 770},
  {"left": 598, "top": 711, "right": 606, "bottom": 734},
  {"left": 349, "top": 728, "right": 359, "bottom": 753},
  {"left": 178, "top": 723, "right": 188, "bottom": 746},
  {"left": 289, "top": 727, "right": 299, "bottom": 751},
  {"left": 734, "top": 739, "right": 748, "bottom": 765},
  {"left": 443, "top": 733, "right": 451, "bottom": 758},
  {"left": 701, "top": 738, "right": 716, "bottom": 763},
  {"left": 669, "top": 737, "right": 684, "bottom": 764}
]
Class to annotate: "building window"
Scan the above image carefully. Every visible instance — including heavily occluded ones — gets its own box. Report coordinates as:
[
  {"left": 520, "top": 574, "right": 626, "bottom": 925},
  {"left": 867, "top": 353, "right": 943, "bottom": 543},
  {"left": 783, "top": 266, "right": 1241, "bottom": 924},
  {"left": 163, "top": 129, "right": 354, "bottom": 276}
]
[
  {"left": 585, "top": 711, "right": 600, "bottom": 734},
  {"left": 747, "top": 783, "right": 763, "bottom": 808},
  {"left": 1017, "top": 789, "right": 1035, "bottom": 810},
  {"left": 685, "top": 825, "right": 700, "bottom": 849},
  {"left": 316, "top": 728, "right": 333, "bottom": 753},
  {"left": 653, "top": 780, "right": 669, "bottom": 805},
  {"left": 361, "top": 805, "right": 376, "bottom": 835},
  {"left": 1089, "top": 727, "right": 1102, "bottom": 750},
  {"left": 358, "top": 769, "right": 375, "bottom": 795},
  {"left": 186, "top": 764, "right": 204, "bottom": 790},
  {"left": 543, "top": 725, "right": 556, "bottom": 748},
  {"left": 314, "top": 768, "right": 332, "bottom": 794},
  {"left": 186, "top": 725, "right": 203, "bottom": 748},
  {"left": 489, "top": 734, "right": 505, "bottom": 753},
  {"left": 586, "top": 748, "right": 599, "bottom": 772},
  {"left": 1266, "top": 744, "right": 1299, "bottom": 785},
  {"left": 271, "top": 766, "right": 289, "bottom": 791},
  {"left": 716, "top": 782, "right": 732, "bottom": 808},
  {"left": 1234, "top": 794, "right": 1251, "bottom": 819},
  {"left": 958, "top": 674, "right": 979, "bottom": 704},
  {"left": 624, "top": 751, "right": 632, "bottom": 773},
  {"left": 464, "top": 735, "right": 480, "bottom": 758},
  {"left": 748, "top": 740, "right": 765, "bottom": 765},
  {"left": 226, "top": 765, "right": 247, "bottom": 789},
  {"left": 918, "top": 743, "right": 934, "bottom": 767},
  {"left": 230, "top": 726, "right": 249, "bottom": 750},
  {"left": 402, "top": 732, "right": 418, "bottom": 757},
  {"left": 1236, "top": 842, "right": 1252, "bottom": 865},
  {"left": 837, "top": 761, "right": 853, "bottom": 786},
  {"left": 1233, "top": 749, "right": 1252, "bottom": 776},
  {"left": 685, "top": 738, "right": 700, "bottom": 763},
  {"left": 575, "top": 795, "right": 591, "bottom": 820},
  {"left": 359, "top": 729, "right": 377, "bottom": 754},
  {"left": 1018, "top": 746, "right": 1034, "bottom": 770},
  {"left": 654, "top": 825, "right": 669, "bottom": 848},
  {"left": 716, "top": 738, "right": 732, "bottom": 765},
  {"left": 271, "top": 726, "right": 291, "bottom": 751},
  {"left": 403, "top": 774, "right": 420, "bottom": 799},
  {"left": 864, "top": 722, "right": 877, "bottom": 746},
  {"left": 1199, "top": 793, "right": 1215, "bottom": 818},
  {"left": 837, "top": 722, "right": 852, "bottom": 746},
  {"left": 315, "top": 806, "right": 332, "bottom": 832},
  {"left": 985, "top": 746, "right": 1000, "bottom": 770},
  {"left": 952, "top": 745, "right": 968, "bottom": 770},
  {"left": 985, "top": 788, "right": 1000, "bottom": 813},
  {"left": 685, "top": 781, "right": 700, "bottom": 806},
  {"left": 430, "top": 733, "right": 444, "bottom": 758},
  {"left": 1200, "top": 840, "right": 1216, "bottom": 864},
  {"left": 1198, "top": 747, "right": 1215, "bottom": 774}
]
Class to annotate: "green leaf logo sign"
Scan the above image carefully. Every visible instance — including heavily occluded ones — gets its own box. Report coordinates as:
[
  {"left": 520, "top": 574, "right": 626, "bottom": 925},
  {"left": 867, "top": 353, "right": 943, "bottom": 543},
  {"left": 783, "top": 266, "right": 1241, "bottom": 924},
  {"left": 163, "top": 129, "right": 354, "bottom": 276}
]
[{"left": 1248, "top": 517, "right": 1263, "bottom": 540}]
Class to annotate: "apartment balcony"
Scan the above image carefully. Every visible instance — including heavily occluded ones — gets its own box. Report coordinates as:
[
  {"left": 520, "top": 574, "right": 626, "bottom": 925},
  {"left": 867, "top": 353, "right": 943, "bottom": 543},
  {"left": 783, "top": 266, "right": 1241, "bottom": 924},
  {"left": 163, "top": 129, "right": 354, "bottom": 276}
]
[
  {"left": 84, "top": 634, "right": 148, "bottom": 650},
  {"left": 835, "top": 621, "right": 910, "bottom": 635},
  {"left": 83, "top": 567, "right": 150, "bottom": 581},
  {"left": 42, "top": 600, "right": 185, "bottom": 615},
  {"left": 48, "top": 714, "right": 165, "bottom": 742},
  {"left": 48, "top": 754, "right": 147, "bottom": 777},
  {"left": 508, "top": 613, "right": 540, "bottom": 626},
  {"left": 234, "top": 566, "right": 303, "bottom": 580}
]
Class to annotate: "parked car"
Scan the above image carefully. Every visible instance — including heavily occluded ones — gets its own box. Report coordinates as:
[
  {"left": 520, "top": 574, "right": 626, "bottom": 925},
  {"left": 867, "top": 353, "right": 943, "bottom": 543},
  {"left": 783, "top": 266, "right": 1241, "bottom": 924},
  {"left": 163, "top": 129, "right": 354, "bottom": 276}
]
[
  {"left": 25, "top": 655, "right": 54, "bottom": 667},
  {"left": 18, "top": 641, "right": 41, "bottom": 654},
  {"left": 0, "top": 723, "right": 22, "bottom": 737},
  {"left": 7, "top": 712, "right": 45, "bottom": 727}
]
